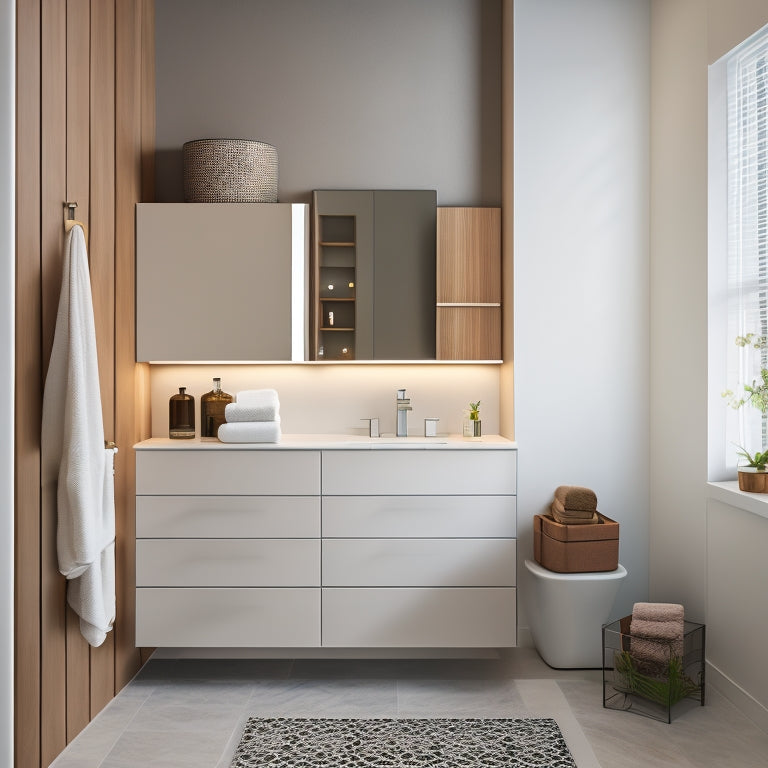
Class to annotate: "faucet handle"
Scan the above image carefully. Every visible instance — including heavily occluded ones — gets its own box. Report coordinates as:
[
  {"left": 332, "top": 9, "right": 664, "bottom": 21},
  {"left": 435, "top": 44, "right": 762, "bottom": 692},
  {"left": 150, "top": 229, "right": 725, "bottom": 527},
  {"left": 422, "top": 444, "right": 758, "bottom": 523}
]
[
  {"left": 397, "top": 388, "right": 407, "bottom": 399},
  {"left": 361, "top": 417, "right": 380, "bottom": 438}
]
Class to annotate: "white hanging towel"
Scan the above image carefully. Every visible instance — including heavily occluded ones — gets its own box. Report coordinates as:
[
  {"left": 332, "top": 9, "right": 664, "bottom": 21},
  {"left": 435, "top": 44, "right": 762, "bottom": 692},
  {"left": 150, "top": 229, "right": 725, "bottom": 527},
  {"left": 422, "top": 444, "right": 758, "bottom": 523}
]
[{"left": 41, "top": 224, "right": 116, "bottom": 647}]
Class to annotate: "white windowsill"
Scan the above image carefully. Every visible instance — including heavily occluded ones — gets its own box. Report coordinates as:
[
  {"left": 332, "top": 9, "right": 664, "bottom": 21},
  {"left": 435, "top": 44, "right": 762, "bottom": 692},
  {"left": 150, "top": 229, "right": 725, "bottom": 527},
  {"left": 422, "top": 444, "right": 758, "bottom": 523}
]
[{"left": 707, "top": 481, "right": 768, "bottom": 520}]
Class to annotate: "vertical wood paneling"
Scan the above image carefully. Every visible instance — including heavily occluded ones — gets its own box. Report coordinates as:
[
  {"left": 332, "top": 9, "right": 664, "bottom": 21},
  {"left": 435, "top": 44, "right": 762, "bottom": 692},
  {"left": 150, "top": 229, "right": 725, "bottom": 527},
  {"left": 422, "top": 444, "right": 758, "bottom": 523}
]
[
  {"left": 114, "top": 0, "right": 151, "bottom": 689},
  {"left": 15, "top": 0, "right": 154, "bottom": 764},
  {"left": 88, "top": 0, "right": 117, "bottom": 718},
  {"left": 64, "top": 0, "right": 93, "bottom": 741},
  {"left": 40, "top": 0, "right": 68, "bottom": 762},
  {"left": 14, "top": 0, "right": 42, "bottom": 764}
]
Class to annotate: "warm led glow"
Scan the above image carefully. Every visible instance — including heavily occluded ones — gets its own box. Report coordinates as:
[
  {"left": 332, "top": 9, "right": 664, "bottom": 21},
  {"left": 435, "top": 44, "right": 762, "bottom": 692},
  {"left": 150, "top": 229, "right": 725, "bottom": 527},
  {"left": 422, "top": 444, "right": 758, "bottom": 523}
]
[
  {"left": 348, "top": 281, "right": 354, "bottom": 288},
  {"left": 342, "top": 347, "right": 348, "bottom": 354}
]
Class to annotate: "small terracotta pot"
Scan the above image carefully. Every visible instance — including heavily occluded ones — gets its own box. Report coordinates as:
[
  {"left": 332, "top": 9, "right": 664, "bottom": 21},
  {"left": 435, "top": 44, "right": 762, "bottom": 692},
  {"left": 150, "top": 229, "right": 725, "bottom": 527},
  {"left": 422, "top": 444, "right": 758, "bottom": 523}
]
[{"left": 737, "top": 467, "right": 768, "bottom": 492}]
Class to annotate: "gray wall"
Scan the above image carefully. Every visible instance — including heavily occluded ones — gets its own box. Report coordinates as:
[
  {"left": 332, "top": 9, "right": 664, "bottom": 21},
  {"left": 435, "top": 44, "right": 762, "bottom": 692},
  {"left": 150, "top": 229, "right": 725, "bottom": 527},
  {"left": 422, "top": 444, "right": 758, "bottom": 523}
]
[{"left": 155, "top": 0, "right": 501, "bottom": 206}]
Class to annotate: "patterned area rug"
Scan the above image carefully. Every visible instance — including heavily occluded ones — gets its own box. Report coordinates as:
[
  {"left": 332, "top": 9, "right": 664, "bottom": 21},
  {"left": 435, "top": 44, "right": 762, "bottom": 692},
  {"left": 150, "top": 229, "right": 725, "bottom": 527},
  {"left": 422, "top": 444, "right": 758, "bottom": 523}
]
[{"left": 229, "top": 717, "right": 577, "bottom": 767}]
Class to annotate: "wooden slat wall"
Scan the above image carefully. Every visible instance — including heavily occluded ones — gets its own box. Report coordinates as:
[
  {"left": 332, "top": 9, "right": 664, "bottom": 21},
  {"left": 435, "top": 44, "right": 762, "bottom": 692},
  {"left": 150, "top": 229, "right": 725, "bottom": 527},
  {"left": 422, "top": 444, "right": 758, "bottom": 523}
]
[{"left": 14, "top": 1, "right": 154, "bottom": 766}]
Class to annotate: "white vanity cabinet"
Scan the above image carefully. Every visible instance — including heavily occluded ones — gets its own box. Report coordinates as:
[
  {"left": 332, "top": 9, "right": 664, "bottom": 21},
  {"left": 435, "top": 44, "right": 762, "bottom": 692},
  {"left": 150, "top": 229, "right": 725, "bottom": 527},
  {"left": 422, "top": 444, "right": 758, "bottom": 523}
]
[
  {"left": 134, "top": 438, "right": 517, "bottom": 650},
  {"left": 134, "top": 449, "right": 322, "bottom": 647},
  {"left": 321, "top": 449, "right": 517, "bottom": 647}
]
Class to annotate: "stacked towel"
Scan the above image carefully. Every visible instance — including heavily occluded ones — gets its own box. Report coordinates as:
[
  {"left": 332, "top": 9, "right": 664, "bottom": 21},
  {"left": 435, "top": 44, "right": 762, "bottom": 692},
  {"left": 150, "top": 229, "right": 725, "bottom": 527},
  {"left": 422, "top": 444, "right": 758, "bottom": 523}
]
[
  {"left": 629, "top": 602, "right": 685, "bottom": 674},
  {"left": 218, "top": 389, "right": 281, "bottom": 443},
  {"left": 550, "top": 485, "right": 599, "bottom": 524}
]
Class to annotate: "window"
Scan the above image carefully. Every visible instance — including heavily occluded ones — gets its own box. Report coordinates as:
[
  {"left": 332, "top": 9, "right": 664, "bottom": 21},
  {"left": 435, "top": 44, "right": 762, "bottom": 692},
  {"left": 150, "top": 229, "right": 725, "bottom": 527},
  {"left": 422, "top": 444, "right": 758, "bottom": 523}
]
[{"left": 709, "top": 23, "right": 768, "bottom": 478}]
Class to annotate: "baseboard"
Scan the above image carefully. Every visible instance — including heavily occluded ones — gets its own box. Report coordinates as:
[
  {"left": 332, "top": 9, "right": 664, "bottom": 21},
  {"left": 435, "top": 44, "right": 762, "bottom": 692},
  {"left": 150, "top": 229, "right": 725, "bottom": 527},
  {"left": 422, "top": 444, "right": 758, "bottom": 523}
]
[{"left": 707, "top": 661, "right": 768, "bottom": 734}]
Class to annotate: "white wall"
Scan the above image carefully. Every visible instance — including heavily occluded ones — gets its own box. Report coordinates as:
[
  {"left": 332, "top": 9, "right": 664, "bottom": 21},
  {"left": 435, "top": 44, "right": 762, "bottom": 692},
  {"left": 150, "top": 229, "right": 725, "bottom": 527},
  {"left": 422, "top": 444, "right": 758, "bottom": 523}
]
[
  {"left": 0, "top": 0, "right": 13, "bottom": 761},
  {"left": 650, "top": 0, "right": 768, "bottom": 725},
  {"left": 707, "top": 498, "right": 768, "bottom": 727},
  {"left": 154, "top": 0, "right": 501, "bottom": 206},
  {"left": 513, "top": 0, "right": 651, "bottom": 633}
]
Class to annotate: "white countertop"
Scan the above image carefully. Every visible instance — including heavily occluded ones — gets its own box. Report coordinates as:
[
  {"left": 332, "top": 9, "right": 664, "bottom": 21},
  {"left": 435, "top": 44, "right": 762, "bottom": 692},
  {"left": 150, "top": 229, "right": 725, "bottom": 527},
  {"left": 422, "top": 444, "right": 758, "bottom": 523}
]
[{"left": 135, "top": 434, "right": 517, "bottom": 451}]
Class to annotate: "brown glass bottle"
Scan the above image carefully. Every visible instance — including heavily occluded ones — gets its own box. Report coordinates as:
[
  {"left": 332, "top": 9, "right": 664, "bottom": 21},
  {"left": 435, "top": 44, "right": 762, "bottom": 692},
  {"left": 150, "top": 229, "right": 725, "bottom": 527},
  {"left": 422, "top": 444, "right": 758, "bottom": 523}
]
[
  {"left": 200, "top": 377, "right": 233, "bottom": 439},
  {"left": 169, "top": 387, "right": 195, "bottom": 439}
]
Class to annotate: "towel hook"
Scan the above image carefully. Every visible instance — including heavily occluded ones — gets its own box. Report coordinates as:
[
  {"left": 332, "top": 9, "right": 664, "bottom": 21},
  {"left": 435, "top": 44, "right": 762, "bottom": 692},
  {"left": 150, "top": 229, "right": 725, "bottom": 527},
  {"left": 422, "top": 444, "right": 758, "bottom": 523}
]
[{"left": 63, "top": 201, "right": 88, "bottom": 242}]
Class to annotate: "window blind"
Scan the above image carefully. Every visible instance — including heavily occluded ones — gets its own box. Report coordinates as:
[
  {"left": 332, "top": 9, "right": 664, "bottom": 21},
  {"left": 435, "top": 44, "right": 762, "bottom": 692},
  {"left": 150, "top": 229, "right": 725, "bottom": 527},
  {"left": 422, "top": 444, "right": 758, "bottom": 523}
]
[{"left": 725, "top": 31, "right": 768, "bottom": 458}]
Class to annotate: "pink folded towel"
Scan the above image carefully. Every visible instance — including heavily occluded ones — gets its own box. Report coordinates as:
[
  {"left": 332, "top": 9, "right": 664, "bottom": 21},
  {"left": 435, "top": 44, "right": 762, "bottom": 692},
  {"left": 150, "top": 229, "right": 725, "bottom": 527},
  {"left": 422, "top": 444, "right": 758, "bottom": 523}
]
[
  {"left": 629, "top": 618, "right": 684, "bottom": 643},
  {"left": 630, "top": 637, "right": 677, "bottom": 673},
  {"left": 632, "top": 602, "right": 684, "bottom": 622},
  {"left": 554, "top": 485, "right": 598, "bottom": 512},
  {"left": 630, "top": 602, "right": 685, "bottom": 672}
]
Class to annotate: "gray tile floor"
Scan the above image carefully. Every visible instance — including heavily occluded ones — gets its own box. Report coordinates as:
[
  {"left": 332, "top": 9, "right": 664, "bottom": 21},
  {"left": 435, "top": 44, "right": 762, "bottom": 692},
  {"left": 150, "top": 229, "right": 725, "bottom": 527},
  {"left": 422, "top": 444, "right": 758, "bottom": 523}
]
[{"left": 48, "top": 648, "right": 768, "bottom": 768}]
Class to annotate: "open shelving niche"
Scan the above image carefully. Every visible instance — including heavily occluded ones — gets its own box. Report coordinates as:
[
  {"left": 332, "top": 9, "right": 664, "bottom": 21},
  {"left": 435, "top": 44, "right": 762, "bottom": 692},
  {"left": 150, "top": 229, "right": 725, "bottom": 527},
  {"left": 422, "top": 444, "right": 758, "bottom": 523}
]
[{"left": 316, "top": 214, "right": 357, "bottom": 360}]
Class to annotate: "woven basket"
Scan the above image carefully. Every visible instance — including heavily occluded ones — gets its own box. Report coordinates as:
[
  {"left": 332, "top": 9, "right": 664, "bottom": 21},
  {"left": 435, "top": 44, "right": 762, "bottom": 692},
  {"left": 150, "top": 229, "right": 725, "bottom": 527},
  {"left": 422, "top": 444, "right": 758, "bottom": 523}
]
[{"left": 183, "top": 139, "right": 278, "bottom": 202}]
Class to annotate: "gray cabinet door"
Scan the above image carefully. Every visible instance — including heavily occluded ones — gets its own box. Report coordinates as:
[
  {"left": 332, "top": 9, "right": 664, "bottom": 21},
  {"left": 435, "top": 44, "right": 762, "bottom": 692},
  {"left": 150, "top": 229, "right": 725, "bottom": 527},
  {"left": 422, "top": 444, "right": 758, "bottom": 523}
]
[
  {"left": 374, "top": 190, "right": 436, "bottom": 360},
  {"left": 312, "top": 190, "right": 436, "bottom": 360}
]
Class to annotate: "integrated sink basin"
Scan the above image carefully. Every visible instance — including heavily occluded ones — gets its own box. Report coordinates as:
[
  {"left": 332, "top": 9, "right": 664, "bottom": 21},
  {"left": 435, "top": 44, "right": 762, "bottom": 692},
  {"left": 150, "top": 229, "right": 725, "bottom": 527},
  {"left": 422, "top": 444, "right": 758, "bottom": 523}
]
[{"left": 339, "top": 438, "right": 448, "bottom": 446}]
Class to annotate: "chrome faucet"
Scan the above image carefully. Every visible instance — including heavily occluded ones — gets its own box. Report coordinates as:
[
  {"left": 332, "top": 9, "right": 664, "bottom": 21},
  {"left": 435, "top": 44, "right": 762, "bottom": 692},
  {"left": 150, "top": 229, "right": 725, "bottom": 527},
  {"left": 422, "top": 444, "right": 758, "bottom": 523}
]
[{"left": 396, "top": 388, "right": 412, "bottom": 437}]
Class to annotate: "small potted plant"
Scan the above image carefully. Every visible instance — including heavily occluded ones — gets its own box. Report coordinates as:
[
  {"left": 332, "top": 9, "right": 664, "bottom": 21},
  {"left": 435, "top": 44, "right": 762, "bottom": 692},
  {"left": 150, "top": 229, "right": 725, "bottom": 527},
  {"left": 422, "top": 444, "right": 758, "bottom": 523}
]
[
  {"left": 723, "top": 333, "right": 768, "bottom": 491},
  {"left": 463, "top": 400, "right": 482, "bottom": 438},
  {"left": 734, "top": 445, "right": 768, "bottom": 492}
]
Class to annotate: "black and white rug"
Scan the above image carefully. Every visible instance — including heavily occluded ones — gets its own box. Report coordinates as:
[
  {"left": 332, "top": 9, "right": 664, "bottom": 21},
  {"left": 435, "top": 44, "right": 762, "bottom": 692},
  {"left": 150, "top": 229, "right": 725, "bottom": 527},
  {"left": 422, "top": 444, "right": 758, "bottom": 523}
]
[{"left": 229, "top": 717, "right": 577, "bottom": 767}]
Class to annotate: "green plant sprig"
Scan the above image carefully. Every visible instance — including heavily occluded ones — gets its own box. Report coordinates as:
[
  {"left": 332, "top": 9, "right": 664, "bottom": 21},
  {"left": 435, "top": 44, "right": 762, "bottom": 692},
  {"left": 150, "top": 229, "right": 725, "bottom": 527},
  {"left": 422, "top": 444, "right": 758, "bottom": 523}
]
[
  {"left": 734, "top": 444, "right": 768, "bottom": 470},
  {"left": 723, "top": 333, "right": 768, "bottom": 411},
  {"left": 468, "top": 401, "right": 481, "bottom": 420}
]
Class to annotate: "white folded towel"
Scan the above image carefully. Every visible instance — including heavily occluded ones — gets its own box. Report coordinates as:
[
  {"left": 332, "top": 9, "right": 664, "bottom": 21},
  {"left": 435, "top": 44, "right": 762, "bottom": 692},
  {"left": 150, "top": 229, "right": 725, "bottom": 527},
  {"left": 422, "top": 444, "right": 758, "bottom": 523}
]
[
  {"left": 225, "top": 402, "right": 280, "bottom": 423},
  {"left": 41, "top": 224, "right": 115, "bottom": 647},
  {"left": 218, "top": 421, "right": 282, "bottom": 443},
  {"left": 236, "top": 388, "right": 279, "bottom": 407}
]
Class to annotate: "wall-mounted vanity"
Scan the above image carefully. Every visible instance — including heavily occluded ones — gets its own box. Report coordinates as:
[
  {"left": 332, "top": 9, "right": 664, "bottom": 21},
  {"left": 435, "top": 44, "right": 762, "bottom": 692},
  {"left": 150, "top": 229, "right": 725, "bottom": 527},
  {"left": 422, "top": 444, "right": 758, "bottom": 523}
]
[
  {"left": 135, "top": 196, "right": 501, "bottom": 363},
  {"left": 134, "top": 435, "right": 517, "bottom": 649}
]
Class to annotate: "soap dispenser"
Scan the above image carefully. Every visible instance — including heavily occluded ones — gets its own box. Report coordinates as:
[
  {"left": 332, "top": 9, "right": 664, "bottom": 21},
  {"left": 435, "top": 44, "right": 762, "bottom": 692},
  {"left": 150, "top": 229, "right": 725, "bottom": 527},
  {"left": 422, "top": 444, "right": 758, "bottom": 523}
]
[
  {"left": 200, "top": 377, "right": 233, "bottom": 439},
  {"left": 169, "top": 387, "right": 195, "bottom": 439}
]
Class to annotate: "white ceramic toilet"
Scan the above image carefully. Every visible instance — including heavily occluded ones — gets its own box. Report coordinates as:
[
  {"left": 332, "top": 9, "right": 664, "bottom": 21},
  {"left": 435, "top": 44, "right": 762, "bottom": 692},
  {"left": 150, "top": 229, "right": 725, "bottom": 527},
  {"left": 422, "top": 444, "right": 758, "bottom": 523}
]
[{"left": 524, "top": 559, "right": 627, "bottom": 668}]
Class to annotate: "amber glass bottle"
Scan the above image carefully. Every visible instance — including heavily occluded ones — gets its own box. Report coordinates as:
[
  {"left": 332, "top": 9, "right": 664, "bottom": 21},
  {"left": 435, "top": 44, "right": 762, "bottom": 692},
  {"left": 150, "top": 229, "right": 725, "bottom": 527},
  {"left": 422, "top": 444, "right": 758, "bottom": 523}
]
[
  {"left": 169, "top": 387, "right": 195, "bottom": 439},
  {"left": 200, "top": 377, "right": 233, "bottom": 439}
]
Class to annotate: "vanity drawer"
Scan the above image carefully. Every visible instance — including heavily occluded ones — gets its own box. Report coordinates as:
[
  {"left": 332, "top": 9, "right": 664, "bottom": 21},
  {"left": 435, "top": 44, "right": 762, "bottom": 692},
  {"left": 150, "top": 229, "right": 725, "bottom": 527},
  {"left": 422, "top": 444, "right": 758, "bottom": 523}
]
[
  {"left": 322, "top": 587, "right": 516, "bottom": 647},
  {"left": 136, "top": 449, "right": 321, "bottom": 495},
  {"left": 322, "top": 539, "right": 516, "bottom": 587},
  {"left": 136, "top": 539, "right": 320, "bottom": 587},
  {"left": 136, "top": 496, "right": 320, "bottom": 538},
  {"left": 321, "top": 450, "right": 516, "bottom": 495},
  {"left": 136, "top": 587, "right": 320, "bottom": 647},
  {"left": 322, "top": 496, "right": 515, "bottom": 538}
]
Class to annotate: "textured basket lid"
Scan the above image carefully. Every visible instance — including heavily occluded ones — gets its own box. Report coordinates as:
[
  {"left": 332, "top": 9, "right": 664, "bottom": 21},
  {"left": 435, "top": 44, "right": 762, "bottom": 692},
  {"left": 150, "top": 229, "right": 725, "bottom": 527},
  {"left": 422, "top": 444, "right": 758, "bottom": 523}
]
[{"left": 183, "top": 138, "right": 278, "bottom": 203}]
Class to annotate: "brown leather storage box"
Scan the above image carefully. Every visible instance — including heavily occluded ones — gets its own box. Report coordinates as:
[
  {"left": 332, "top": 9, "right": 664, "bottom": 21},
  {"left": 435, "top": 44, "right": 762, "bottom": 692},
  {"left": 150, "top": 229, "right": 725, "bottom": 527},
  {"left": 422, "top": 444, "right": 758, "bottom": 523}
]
[{"left": 533, "top": 513, "right": 619, "bottom": 573}]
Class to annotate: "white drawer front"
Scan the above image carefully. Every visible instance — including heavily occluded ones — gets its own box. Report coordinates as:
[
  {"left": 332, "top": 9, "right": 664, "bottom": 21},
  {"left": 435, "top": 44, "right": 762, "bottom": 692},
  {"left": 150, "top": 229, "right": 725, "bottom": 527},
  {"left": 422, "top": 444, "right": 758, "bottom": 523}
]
[
  {"left": 322, "top": 496, "right": 515, "bottom": 538},
  {"left": 136, "top": 450, "right": 320, "bottom": 495},
  {"left": 322, "top": 539, "right": 516, "bottom": 587},
  {"left": 137, "top": 496, "right": 320, "bottom": 538},
  {"left": 322, "top": 588, "right": 516, "bottom": 647},
  {"left": 136, "top": 588, "right": 320, "bottom": 647},
  {"left": 321, "top": 450, "right": 516, "bottom": 495},
  {"left": 136, "top": 539, "right": 320, "bottom": 586}
]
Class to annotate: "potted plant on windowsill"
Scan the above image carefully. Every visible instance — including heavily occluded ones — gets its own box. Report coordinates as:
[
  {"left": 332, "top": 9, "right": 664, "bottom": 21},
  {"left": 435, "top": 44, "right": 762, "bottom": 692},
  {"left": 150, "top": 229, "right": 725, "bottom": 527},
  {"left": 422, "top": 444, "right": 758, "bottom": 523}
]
[
  {"left": 734, "top": 446, "right": 768, "bottom": 492},
  {"left": 723, "top": 332, "right": 768, "bottom": 492}
]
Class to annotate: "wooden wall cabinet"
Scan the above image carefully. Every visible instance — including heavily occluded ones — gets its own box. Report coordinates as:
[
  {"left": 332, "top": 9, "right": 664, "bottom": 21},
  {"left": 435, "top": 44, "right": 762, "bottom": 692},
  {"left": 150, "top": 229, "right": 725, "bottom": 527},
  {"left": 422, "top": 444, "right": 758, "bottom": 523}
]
[
  {"left": 436, "top": 207, "right": 502, "bottom": 360},
  {"left": 136, "top": 203, "right": 309, "bottom": 362}
]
